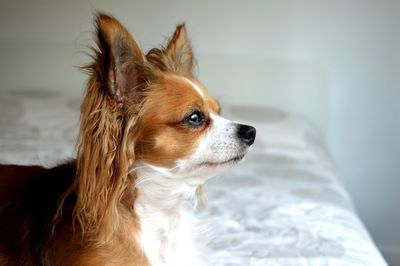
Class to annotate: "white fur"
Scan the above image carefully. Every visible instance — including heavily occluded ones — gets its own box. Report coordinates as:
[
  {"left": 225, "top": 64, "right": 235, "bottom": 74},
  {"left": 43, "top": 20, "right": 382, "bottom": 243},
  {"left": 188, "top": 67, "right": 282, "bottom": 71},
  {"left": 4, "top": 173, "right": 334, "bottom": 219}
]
[
  {"left": 134, "top": 165, "right": 206, "bottom": 266},
  {"left": 134, "top": 113, "right": 249, "bottom": 265}
]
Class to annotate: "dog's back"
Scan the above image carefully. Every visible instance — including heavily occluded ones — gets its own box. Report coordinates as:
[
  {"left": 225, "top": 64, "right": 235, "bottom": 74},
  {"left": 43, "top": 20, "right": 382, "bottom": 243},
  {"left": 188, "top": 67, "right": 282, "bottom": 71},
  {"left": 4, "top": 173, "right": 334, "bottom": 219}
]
[{"left": 0, "top": 162, "right": 76, "bottom": 265}]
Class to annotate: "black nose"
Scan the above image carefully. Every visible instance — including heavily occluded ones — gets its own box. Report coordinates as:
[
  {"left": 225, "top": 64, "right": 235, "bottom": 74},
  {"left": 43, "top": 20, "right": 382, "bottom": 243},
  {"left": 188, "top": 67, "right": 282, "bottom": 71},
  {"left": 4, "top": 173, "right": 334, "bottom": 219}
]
[{"left": 237, "top": 124, "right": 256, "bottom": 146}]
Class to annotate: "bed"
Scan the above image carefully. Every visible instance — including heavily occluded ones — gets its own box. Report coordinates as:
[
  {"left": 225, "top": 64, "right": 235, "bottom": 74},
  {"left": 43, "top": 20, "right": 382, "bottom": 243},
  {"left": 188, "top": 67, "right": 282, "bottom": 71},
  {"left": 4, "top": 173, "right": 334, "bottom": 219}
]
[{"left": 0, "top": 90, "right": 387, "bottom": 266}]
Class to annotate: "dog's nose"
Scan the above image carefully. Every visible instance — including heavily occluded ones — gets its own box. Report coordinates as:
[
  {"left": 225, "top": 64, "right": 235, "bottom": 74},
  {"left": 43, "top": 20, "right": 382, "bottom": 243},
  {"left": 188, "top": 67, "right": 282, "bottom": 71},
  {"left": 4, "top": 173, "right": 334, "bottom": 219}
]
[{"left": 237, "top": 124, "right": 256, "bottom": 146}]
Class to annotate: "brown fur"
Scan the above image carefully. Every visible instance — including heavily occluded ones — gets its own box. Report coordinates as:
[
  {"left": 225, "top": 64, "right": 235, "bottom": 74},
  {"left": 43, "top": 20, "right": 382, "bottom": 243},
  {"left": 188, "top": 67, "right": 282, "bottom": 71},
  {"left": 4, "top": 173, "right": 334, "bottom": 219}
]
[
  {"left": 135, "top": 75, "right": 220, "bottom": 167},
  {"left": 0, "top": 12, "right": 220, "bottom": 265}
]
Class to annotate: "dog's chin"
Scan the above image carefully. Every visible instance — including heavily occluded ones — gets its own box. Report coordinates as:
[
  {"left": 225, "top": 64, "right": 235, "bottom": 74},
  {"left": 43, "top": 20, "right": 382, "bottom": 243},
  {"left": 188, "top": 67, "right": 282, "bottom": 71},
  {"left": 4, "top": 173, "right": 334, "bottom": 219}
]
[{"left": 198, "top": 153, "right": 246, "bottom": 168}]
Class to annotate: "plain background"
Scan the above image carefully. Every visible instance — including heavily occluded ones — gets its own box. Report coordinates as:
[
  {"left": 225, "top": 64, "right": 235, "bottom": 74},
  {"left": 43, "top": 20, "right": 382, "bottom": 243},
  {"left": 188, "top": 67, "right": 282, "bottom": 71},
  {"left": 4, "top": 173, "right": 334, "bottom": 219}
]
[{"left": 0, "top": 1, "right": 399, "bottom": 264}]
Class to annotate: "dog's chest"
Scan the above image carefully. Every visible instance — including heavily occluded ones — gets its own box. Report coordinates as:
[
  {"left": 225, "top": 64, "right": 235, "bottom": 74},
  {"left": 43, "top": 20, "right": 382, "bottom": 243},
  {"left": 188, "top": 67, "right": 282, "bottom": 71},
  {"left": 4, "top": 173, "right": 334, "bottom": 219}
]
[{"left": 135, "top": 201, "right": 203, "bottom": 266}]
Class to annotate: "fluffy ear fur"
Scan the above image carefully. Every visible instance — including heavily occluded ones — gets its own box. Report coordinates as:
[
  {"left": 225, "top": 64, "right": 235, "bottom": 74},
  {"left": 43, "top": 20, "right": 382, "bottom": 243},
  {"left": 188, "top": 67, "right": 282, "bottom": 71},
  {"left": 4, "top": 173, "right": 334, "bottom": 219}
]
[
  {"left": 93, "top": 13, "right": 146, "bottom": 107},
  {"left": 60, "top": 13, "right": 146, "bottom": 244},
  {"left": 147, "top": 24, "right": 195, "bottom": 76}
]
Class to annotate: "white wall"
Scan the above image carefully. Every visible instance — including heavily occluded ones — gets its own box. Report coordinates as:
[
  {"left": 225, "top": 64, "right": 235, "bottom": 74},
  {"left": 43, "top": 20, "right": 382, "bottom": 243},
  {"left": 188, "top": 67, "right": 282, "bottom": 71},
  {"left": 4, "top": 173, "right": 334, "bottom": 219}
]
[
  {"left": 0, "top": 0, "right": 330, "bottom": 131},
  {"left": 0, "top": 0, "right": 399, "bottom": 263}
]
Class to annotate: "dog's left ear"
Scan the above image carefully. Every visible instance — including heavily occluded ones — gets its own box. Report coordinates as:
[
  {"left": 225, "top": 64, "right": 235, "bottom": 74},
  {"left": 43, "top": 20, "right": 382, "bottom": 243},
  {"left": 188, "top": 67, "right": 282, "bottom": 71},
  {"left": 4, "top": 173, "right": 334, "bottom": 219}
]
[
  {"left": 164, "top": 24, "right": 194, "bottom": 75},
  {"left": 68, "top": 13, "right": 147, "bottom": 243},
  {"left": 95, "top": 13, "right": 146, "bottom": 106}
]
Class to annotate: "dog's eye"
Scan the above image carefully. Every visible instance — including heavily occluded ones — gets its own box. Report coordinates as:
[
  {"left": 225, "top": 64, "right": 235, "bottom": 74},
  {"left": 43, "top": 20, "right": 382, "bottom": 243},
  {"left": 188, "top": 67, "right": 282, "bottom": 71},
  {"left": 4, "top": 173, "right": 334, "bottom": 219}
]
[{"left": 184, "top": 111, "right": 206, "bottom": 127}]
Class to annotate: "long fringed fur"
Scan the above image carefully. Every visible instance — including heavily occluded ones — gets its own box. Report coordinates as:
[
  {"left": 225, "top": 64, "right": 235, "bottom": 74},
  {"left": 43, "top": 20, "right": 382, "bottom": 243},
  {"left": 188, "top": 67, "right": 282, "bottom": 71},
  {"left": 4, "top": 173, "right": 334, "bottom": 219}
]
[
  {"left": 57, "top": 56, "right": 140, "bottom": 246},
  {"left": 74, "top": 77, "right": 130, "bottom": 243}
]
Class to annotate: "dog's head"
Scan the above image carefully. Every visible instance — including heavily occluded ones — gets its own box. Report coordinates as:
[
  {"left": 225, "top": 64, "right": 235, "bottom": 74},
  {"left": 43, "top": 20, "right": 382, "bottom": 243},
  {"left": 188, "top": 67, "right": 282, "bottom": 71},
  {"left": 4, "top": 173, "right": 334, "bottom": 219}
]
[
  {"left": 85, "top": 13, "right": 255, "bottom": 182},
  {"left": 135, "top": 64, "right": 256, "bottom": 185},
  {"left": 72, "top": 13, "right": 255, "bottom": 241}
]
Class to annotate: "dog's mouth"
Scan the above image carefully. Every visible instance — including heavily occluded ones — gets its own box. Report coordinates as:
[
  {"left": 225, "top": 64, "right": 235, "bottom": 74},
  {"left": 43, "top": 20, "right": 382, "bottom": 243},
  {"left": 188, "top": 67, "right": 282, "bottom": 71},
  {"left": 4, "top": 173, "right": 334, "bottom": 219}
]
[{"left": 199, "top": 154, "right": 246, "bottom": 167}]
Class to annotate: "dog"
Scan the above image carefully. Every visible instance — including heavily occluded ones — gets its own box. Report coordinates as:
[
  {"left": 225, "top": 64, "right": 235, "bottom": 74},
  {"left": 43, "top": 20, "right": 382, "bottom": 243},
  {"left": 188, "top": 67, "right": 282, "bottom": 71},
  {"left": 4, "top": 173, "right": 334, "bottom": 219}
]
[{"left": 0, "top": 13, "right": 256, "bottom": 266}]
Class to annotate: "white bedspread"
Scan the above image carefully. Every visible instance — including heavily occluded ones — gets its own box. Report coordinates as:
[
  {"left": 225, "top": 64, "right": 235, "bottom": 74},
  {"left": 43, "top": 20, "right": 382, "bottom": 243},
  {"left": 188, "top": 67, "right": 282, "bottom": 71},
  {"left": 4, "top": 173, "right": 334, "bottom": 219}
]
[{"left": 0, "top": 90, "right": 387, "bottom": 266}]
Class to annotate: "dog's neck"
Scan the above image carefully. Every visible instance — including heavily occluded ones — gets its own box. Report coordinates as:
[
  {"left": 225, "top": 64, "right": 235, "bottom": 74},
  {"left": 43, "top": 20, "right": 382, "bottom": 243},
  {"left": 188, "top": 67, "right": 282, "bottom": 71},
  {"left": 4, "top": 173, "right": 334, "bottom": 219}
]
[
  {"left": 134, "top": 164, "right": 199, "bottom": 211},
  {"left": 133, "top": 164, "right": 203, "bottom": 266}
]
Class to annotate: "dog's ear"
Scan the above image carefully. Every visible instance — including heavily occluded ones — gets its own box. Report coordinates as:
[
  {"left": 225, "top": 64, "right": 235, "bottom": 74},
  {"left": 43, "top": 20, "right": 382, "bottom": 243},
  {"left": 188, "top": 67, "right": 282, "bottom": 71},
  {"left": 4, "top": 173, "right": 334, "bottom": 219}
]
[
  {"left": 63, "top": 13, "right": 145, "bottom": 243},
  {"left": 164, "top": 24, "right": 194, "bottom": 75},
  {"left": 93, "top": 13, "right": 146, "bottom": 106}
]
